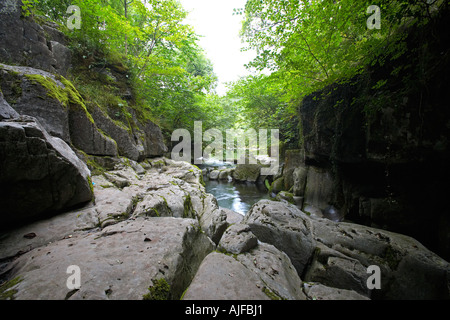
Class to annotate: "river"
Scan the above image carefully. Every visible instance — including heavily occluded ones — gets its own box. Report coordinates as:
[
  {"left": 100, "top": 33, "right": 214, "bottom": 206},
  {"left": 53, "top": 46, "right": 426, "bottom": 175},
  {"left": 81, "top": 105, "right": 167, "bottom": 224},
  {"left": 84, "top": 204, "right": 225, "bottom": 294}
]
[{"left": 204, "top": 178, "right": 270, "bottom": 216}]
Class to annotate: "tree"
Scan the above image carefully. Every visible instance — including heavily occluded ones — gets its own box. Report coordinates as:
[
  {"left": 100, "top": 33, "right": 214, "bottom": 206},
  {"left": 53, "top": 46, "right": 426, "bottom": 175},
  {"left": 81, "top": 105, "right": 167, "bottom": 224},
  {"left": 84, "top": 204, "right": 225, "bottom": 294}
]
[{"left": 240, "top": 0, "right": 445, "bottom": 102}]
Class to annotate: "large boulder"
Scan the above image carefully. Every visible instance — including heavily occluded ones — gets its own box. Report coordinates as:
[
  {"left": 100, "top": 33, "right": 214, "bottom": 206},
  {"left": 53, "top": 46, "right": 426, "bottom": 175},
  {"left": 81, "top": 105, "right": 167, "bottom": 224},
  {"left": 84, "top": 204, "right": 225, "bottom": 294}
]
[
  {"left": 0, "top": 116, "right": 93, "bottom": 227},
  {"left": 218, "top": 224, "right": 258, "bottom": 254},
  {"left": 2, "top": 217, "right": 214, "bottom": 300},
  {"left": 243, "top": 200, "right": 315, "bottom": 275},
  {"left": 183, "top": 242, "right": 306, "bottom": 300},
  {"left": 306, "top": 217, "right": 450, "bottom": 299},
  {"left": 0, "top": 64, "right": 118, "bottom": 157}
]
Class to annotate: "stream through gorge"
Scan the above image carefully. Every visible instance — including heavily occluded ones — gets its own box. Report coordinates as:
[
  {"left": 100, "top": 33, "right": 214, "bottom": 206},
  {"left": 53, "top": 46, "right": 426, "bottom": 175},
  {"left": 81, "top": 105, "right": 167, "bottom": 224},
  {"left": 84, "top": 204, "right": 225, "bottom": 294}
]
[{"left": 198, "top": 161, "right": 270, "bottom": 216}]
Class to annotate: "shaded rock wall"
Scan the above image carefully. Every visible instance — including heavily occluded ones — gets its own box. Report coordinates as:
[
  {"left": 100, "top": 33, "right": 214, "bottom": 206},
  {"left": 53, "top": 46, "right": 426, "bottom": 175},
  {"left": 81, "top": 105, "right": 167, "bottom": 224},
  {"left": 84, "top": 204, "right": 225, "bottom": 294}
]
[{"left": 282, "top": 8, "right": 450, "bottom": 259}]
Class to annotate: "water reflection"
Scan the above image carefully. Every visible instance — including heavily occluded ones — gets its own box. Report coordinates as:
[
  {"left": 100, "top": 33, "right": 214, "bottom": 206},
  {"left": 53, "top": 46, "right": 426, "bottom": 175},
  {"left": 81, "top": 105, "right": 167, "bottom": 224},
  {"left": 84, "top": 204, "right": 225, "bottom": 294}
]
[{"left": 204, "top": 179, "right": 270, "bottom": 216}]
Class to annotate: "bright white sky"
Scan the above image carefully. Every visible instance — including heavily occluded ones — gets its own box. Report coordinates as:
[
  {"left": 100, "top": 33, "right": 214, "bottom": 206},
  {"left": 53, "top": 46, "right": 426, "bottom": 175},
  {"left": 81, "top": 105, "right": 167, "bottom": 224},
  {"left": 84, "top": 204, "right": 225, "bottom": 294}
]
[{"left": 178, "top": 0, "right": 256, "bottom": 96}]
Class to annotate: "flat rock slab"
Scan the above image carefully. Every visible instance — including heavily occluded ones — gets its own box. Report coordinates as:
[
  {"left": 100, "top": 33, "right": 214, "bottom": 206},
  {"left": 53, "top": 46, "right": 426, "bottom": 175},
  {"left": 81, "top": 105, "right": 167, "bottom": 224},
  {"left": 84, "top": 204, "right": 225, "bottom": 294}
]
[
  {"left": 182, "top": 252, "right": 270, "bottom": 300},
  {"left": 3, "top": 217, "right": 214, "bottom": 300},
  {"left": 183, "top": 243, "right": 306, "bottom": 300}
]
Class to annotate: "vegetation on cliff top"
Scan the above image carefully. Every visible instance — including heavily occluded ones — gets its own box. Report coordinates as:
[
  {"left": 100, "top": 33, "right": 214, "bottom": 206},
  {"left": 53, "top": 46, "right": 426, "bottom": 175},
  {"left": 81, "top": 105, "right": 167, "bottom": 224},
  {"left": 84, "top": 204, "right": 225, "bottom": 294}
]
[{"left": 23, "top": 0, "right": 449, "bottom": 151}]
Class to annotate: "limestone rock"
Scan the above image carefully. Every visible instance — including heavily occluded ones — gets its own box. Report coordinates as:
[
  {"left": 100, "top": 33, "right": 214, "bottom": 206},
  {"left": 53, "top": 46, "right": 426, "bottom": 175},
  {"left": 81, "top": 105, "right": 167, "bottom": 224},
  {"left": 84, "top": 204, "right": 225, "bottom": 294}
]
[
  {"left": 3, "top": 217, "right": 214, "bottom": 300},
  {"left": 0, "top": 0, "right": 58, "bottom": 73},
  {"left": 0, "top": 64, "right": 118, "bottom": 157},
  {"left": 182, "top": 252, "right": 269, "bottom": 300},
  {"left": 243, "top": 200, "right": 315, "bottom": 275},
  {"left": 183, "top": 243, "right": 307, "bottom": 300},
  {"left": 89, "top": 105, "right": 142, "bottom": 161},
  {"left": 236, "top": 242, "right": 307, "bottom": 300},
  {"left": 0, "top": 64, "right": 70, "bottom": 141},
  {"left": 233, "top": 162, "right": 262, "bottom": 183},
  {"left": 307, "top": 217, "right": 450, "bottom": 299},
  {"left": 197, "top": 193, "right": 228, "bottom": 244},
  {"left": 0, "top": 91, "right": 19, "bottom": 120},
  {"left": 218, "top": 224, "right": 258, "bottom": 254},
  {"left": 0, "top": 116, "right": 92, "bottom": 227},
  {"left": 221, "top": 207, "right": 243, "bottom": 225},
  {"left": 303, "top": 283, "right": 370, "bottom": 300},
  {"left": 209, "top": 170, "right": 220, "bottom": 180}
]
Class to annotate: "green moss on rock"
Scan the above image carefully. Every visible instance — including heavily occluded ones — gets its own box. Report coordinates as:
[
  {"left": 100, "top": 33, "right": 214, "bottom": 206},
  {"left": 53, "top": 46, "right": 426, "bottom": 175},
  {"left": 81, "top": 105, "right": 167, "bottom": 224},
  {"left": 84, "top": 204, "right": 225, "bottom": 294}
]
[
  {"left": 0, "top": 276, "right": 22, "bottom": 300},
  {"left": 143, "top": 278, "right": 171, "bottom": 300}
]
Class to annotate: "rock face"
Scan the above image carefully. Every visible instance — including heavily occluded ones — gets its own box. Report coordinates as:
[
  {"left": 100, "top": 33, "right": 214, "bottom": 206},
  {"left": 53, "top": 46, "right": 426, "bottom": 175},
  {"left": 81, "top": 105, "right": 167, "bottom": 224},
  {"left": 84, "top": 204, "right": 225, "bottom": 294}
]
[
  {"left": 0, "top": 0, "right": 71, "bottom": 75},
  {"left": 0, "top": 63, "right": 168, "bottom": 160},
  {"left": 0, "top": 116, "right": 92, "bottom": 227},
  {"left": 0, "top": 64, "right": 119, "bottom": 157},
  {"left": 218, "top": 224, "right": 258, "bottom": 254},
  {"left": 285, "top": 8, "right": 450, "bottom": 259},
  {"left": 243, "top": 200, "right": 315, "bottom": 275}
]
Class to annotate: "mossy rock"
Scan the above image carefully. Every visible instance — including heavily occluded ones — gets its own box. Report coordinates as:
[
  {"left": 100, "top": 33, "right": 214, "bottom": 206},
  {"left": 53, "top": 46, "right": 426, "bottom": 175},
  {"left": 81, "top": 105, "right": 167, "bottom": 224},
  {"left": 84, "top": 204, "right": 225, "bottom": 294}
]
[
  {"left": 275, "top": 191, "right": 295, "bottom": 204},
  {"left": 142, "top": 278, "right": 171, "bottom": 300},
  {"left": 0, "top": 277, "right": 22, "bottom": 300},
  {"left": 269, "top": 177, "right": 285, "bottom": 195}
]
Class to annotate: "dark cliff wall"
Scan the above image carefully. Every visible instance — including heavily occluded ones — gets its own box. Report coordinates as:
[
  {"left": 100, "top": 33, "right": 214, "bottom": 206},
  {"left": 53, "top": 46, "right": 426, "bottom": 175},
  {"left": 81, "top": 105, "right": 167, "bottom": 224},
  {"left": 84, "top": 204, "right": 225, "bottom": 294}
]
[{"left": 294, "top": 7, "right": 450, "bottom": 259}]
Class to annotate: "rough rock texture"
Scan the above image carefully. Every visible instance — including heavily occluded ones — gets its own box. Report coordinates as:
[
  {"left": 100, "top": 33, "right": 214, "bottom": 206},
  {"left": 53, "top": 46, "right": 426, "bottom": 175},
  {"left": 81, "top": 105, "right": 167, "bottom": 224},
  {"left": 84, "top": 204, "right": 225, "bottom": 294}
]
[
  {"left": 303, "top": 283, "right": 370, "bottom": 300},
  {"left": 89, "top": 105, "right": 143, "bottom": 160},
  {"left": 0, "top": 91, "right": 18, "bottom": 120},
  {"left": 291, "top": 8, "right": 450, "bottom": 259},
  {"left": 221, "top": 208, "right": 243, "bottom": 225},
  {"left": 243, "top": 200, "right": 315, "bottom": 275},
  {"left": 0, "top": 64, "right": 71, "bottom": 141},
  {"left": 0, "top": 0, "right": 71, "bottom": 75},
  {"left": 242, "top": 200, "right": 449, "bottom": 300},
  {"left": 0, "top": 159, "right": 224, "bottom": 300},
  {"left": 218, "top": 224, "right": 258, "bottom": 254},
  {"left": 3, "top": 217, "right": 214, "bottom": 300},
  {"left": 0, "top": 116, "right": 92, "bottom": 227},
  {"left": 307, "top": 217, "right": 450, "bottom": 300},
  {"left": 197, "top": 193, "right": 228, "bottom": 244},
  {"left": 233, "top": 163, "right": 262, "bottom": 183},
  {"left": 183, "top": 244, "right": 306, "bottom": 300},
  {"left": 0, "top": 64, "right": 118, "bottom": 156},
  {"left": 182, "top": 252, "right": 270, "bottom": 300}
]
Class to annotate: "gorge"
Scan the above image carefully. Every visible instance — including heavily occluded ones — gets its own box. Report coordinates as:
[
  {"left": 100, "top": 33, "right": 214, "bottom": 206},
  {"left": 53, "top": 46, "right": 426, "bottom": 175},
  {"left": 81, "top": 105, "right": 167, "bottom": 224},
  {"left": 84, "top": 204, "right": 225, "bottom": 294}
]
[{"left": 0, "top": 0, "right": 449, "bottom": 301}]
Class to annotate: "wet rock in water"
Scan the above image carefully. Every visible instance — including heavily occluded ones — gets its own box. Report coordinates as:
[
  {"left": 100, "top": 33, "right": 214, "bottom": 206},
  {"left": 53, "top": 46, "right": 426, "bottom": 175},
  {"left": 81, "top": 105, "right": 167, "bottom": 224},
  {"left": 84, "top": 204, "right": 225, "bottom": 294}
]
[
  {"left": 208, "top": 170, "right": 220, "bottom": 180},
  {"left": 218, "top": 168, "right": 234, "bottom": 181},
  {"left": 233, "top": 162, "right": 262, "bottom": 183}
]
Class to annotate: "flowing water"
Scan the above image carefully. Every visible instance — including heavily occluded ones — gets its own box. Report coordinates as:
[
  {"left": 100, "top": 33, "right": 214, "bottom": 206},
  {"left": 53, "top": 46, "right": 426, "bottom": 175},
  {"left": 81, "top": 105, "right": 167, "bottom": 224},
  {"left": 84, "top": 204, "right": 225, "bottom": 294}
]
[{"left": 204, "top": 178, "right": 270, "bottom": 215}]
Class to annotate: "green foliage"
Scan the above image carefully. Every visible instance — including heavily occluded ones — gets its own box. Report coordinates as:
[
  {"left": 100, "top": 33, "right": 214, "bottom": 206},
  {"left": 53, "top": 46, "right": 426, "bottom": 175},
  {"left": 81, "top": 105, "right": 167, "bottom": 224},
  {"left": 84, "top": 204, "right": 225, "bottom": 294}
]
[
  {"left": 226, "top": 74, "right": 299, "bottom": 149},
  {"left": 142, "top": 278, "right": 171, "bottom": 300},
  {"left": 240, "top": 0, "right": 444, "bottom": 103}
]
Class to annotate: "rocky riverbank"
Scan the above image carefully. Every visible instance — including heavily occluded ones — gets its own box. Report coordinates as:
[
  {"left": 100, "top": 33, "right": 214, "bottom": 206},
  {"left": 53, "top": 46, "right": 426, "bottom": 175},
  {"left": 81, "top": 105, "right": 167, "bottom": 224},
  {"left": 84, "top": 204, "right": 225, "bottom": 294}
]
[{"left": 1, "top": 157, "right": 448, "bottom": 300}]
